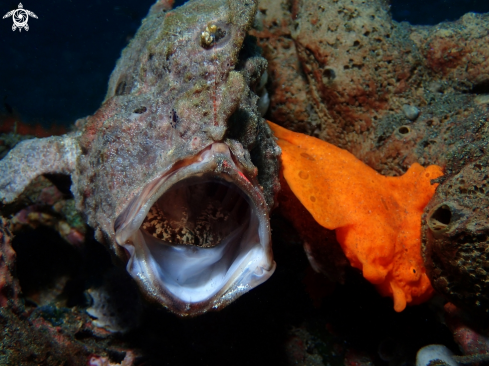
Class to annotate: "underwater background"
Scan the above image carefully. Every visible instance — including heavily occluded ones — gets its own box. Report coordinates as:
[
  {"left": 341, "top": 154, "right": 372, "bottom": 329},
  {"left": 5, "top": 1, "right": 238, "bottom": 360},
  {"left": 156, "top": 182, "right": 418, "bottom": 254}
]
[
  {"left": 0, "top": 0, "right": 488, "bottom": 130},
  {"left": 1, "top": 0, "right": 489, "bottom": 365}
]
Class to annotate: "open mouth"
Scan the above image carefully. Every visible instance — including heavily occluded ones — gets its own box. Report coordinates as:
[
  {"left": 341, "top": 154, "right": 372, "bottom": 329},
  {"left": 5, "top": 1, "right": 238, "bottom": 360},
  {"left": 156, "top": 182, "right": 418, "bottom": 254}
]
[
  {"left": 114, "top": 143, "right": 275, "bottom": 315},
  {"left": 141, "top": 178, "right": 249, "bottom": 248}
]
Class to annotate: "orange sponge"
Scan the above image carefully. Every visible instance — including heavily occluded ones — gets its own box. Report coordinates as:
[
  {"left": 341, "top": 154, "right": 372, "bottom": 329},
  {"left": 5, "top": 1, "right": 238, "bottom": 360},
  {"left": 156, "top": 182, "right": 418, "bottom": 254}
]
[{"left": 268, "top": 121, "right": 443, "bottom": 311}]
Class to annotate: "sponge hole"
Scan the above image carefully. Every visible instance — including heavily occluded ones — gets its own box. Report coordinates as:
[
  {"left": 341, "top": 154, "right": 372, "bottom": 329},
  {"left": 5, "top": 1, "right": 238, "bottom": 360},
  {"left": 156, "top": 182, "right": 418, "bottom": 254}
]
[{"left": 429, "top": 204, "right": 452, "bottom": 231}]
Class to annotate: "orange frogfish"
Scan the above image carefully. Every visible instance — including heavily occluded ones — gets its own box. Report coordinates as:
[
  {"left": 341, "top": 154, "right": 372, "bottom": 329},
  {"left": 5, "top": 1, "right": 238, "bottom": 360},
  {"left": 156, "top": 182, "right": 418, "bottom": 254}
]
[{"left": 268, "top": 121, "right": 444, "bottom": 312}]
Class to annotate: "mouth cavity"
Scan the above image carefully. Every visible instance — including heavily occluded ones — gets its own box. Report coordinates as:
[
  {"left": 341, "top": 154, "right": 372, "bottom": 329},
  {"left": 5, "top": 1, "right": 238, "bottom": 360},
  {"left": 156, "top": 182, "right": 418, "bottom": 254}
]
[
  {"left": 114, "top": 143, "right": 275, "bottom": 316},
  {"left": 141, "top": 178, "right": 249, "bottom": 248}
]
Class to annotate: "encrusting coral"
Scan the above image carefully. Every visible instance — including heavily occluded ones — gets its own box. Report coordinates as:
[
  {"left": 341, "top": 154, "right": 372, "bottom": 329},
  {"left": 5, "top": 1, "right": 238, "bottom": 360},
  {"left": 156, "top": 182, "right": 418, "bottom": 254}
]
[{"left": 268, "top": 121, "right": 443, "bottom": 311}]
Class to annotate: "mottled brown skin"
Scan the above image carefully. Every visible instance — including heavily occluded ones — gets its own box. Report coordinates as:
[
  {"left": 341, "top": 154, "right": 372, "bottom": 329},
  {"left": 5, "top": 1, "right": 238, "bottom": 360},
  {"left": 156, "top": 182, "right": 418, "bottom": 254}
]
[
  {"left": 0, "top": 0, "right": 280, "bottom": 314},
  {"left": 73, "top": 0, "right": 280, "bottom": 259}
]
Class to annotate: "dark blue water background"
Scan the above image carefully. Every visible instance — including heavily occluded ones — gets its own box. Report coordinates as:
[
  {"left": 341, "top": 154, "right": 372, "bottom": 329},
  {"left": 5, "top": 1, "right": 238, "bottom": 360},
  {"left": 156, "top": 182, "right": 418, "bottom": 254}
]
[{"left": 0, "top": 0, "right": 488, "bottom": 129}]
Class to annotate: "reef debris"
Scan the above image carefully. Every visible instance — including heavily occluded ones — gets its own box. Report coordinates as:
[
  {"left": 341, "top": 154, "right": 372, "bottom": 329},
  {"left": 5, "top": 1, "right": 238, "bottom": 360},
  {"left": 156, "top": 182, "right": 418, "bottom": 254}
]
[
  {"left": 0, "top": 218, "right": 139, "bottom": 365},
  {"left": 86, "top": 269, "right": 143, "bottom": 334},
  {"left": 0, "top": 218, "right": 20, "bottom": 309}
]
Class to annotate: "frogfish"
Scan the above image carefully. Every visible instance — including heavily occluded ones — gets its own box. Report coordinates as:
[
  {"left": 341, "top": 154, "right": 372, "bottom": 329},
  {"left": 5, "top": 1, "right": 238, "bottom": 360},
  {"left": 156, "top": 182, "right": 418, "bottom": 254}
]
[
  {"left": 0, "top": 0, "right": 443, "bottom": 316},
  {"left": 0, "top": 0, "right": 279, "bottom": 316},
  {"left": 268, "top": 121, "right": 443, "bottom": 312}
]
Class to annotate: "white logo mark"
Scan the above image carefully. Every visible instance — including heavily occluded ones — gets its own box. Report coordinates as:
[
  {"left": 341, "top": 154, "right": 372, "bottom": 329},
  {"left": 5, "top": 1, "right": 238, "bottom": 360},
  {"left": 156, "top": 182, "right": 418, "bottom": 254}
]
[{"left": 3, "top": 3, "right": 38, "bottom": 32}]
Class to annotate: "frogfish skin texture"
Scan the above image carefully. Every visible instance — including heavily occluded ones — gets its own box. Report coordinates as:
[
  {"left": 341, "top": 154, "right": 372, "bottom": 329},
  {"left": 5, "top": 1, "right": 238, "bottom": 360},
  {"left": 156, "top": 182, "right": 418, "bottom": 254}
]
[
  {"left": 0, "top": 0, "right": 281, "bottom": 316},
  {"left": 268, "top": 121, "right": 443, "bottom": 312}
]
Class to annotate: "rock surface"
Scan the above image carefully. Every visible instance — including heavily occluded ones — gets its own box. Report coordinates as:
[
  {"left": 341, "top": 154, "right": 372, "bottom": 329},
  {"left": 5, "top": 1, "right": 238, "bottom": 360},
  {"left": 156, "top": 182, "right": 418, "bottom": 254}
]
[
  {"left": 251, "top": 0, "right": 489, "bottom": 162},
  {"left": 251, "top": 0, "right": 489, "bottom": 315},
  {"left": 423, "top": 155, "right": 489, "bottom": 316}
]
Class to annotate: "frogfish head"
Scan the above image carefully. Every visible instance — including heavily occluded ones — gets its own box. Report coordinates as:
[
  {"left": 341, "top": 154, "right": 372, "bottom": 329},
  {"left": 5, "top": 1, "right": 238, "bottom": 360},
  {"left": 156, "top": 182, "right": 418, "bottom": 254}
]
[{"left": 75, "top": 0, "right": 280, "bottom": 316}]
